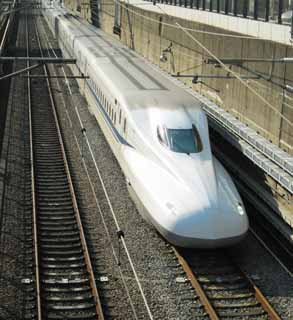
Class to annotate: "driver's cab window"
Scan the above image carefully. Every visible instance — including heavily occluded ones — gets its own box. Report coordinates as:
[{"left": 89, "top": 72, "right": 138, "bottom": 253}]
[{"left": 157, "top": 124, "right": 203, "bottom": 154}]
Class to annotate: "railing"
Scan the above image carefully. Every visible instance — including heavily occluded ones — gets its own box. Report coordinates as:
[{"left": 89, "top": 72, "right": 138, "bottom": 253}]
[{"left": 145, "top": 0, "right": 293, "bottom": 25}]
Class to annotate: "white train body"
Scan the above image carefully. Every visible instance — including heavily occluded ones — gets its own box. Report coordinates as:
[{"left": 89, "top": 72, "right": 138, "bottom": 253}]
[{"left": 43, "top": 2, "right": 249, "bottom": 248}]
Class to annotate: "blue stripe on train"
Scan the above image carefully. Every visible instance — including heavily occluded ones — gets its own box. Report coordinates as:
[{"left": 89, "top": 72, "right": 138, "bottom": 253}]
[
  {"left": 58, "top": 35, "right": 133, "bottom": 147},
  {"left": 86, "top": 79, "right": 133, "bottom": 148}
]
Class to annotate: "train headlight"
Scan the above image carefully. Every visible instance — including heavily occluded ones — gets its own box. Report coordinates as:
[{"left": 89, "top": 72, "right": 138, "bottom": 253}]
[{"left": 237, "top": 203, "right": 245, "bottom": 215}]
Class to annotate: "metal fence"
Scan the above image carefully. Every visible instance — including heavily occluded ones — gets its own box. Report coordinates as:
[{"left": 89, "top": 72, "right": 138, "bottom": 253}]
[{"left": 145, "top": 0, "right": 293, "bottom": 25}]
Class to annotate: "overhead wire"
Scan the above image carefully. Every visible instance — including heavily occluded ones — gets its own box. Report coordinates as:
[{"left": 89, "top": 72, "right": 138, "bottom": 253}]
[
  {"left": 95, "top": 3, "right": 292, "bottom": 86},
  {"left": 98, "top": 4, "right": 293, "bottom": 94},
  {"left": 105, "top": 6, "right": 290, "bottom": 93},
  {"left": 117, "top": 0, "right": 293, "bottom": 127},
  {"left": 282, "top": 100, "right": 293, "bottom": 110},
  {"left": 284, "top": 93, "right": 293, "bottom": 101},
  {"left": 214, "top": 65, "right": 293, "bottom": 111},
  {"left": 110, "top": 2, "right": 293, "bottom": 126},
  {"left": 176, "top": 22, "right": 293, "bottom": 127}
]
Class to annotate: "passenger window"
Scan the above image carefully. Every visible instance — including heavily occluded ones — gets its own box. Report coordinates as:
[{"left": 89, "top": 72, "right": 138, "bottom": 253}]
[
  {"left": 119, "top": 109, "right": 122, "bottom": 124},
  {"left": 114, "top": 112, "right": 116, "bottom": 125},
  {"left": 123, "top": 118, "right": 127, "bottom": 133}
]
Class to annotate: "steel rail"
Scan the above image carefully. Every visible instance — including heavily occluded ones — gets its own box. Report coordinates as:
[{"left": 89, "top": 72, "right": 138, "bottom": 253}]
[
  {"left": 33, "top": 15, "right": 104, "bottom": 319},
  {"left": 173, "top": 247, "right": 219, "bottom": 320},
  {"left": 174, "top": 247, "right": 281, "bottom": 320},
  {"left": 25, "top": 9, "right": 42, "bottom": 320},
  {"left": 238, "top": 268, "right": 282, "bottom": 320}
]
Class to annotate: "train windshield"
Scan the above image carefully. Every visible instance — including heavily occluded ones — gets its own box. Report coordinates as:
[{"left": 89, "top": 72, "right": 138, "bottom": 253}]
[{"left": 157, "top": 125, "right": 203, "bottom": 154}]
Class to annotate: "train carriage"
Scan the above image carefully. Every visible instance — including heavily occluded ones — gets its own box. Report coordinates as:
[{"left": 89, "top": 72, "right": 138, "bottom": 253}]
[{"left": 42, "top": 1, "right": 249, "bottom": 248}]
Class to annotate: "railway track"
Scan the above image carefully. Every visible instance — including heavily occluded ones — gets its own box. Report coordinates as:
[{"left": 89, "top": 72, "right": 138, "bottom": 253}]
[
  {"left": 174, "top": 248, "right": 281, "bottom": 320},
  {"left": 23, "top": 8, "right": 104, "bottom": 319}
]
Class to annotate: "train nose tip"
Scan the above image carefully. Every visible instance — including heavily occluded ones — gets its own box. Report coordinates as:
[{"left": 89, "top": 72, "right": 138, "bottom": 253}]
[
  {"left": 159, "top": 209, "right": 248, "bottom": 248},
  {"left": 164, "top": 230, "right": 248, "bottom": 248}
]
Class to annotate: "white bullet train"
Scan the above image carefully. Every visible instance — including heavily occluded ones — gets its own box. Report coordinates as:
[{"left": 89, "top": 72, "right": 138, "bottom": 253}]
[{"left": 42, "top": 2, "right": 249, "bottom": 248}]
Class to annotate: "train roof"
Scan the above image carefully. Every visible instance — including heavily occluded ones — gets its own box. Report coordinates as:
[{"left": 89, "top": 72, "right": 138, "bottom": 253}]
[{"left": 60, "top": 14, "right": 203, "bottom": 112}]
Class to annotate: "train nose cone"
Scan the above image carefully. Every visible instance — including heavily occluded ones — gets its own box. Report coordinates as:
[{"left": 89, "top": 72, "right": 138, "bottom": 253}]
[{"left": 160, "top": 204, "right": 248, "bottom": 248}]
